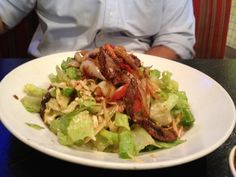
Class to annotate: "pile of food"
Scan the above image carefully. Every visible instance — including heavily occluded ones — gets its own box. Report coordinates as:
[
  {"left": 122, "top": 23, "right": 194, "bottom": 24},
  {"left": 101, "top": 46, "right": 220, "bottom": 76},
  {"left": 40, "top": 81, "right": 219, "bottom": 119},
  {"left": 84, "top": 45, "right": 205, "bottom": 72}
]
[{"left": 21, "top": 43, "right": 194, "bottom": 159}]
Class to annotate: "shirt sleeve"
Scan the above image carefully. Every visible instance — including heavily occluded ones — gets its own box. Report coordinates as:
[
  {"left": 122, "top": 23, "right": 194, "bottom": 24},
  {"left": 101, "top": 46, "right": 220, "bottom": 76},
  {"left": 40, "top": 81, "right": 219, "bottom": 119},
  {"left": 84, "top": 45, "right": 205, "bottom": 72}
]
[
  {"left": 0, "top": 0, "right": 36, "bottom": 28},
  {"left": 152, "top": 0, "right": 195, "bottom": 59}
]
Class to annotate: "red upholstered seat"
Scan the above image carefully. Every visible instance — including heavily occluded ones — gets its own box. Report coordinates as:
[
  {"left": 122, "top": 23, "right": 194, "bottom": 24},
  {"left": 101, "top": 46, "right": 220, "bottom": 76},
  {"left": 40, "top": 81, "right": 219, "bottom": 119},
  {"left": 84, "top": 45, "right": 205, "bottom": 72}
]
[{"left": 193, "top": 0, "right": 232, "bottom": 59}]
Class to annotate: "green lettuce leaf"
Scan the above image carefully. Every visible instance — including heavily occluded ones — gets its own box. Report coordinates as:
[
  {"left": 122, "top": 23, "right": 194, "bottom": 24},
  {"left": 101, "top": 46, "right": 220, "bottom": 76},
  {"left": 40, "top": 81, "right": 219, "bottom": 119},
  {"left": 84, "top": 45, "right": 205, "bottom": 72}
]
[
  {"left": 65, "top": 67, "right": 80, "bottom": 80},
  {"left": 78, "top": 99, "right": 102, "bottom": 114},
  {"left": 160, "top": 71, "right": 179, "bottom": 93},
  {"left": 57, "top": 131, "right": 74, "bottom": 146},
  {"left": 155, "top": 139, "right": 185, "bottom": 149},
  {"left": 62, "top": 87, "right": 75, "bottom": 97},
  {"left": 26, "top": 123, "right": 44, "bottom": 130},
  {"left": 150, "top": 93, "right": 178, "bottom": 126},
  {"left": 61, "top": 57, "right": 74, "bottom": 70},
  {"left": 114, "top": 112, "right": 130, "bottom": 130},
  {"left": 119, "top": 130, "right": 136, "bottom": 159},
  {"left": 49, "top": 107, "right": 86, "bottom": 134},
  {"left": 56, "top": 65, "right": 69, "bottom": 82},
  {"left": 132, "top": 125, "right": 185, "bottom": 153},
  {"left": 132, "top": 125, "right": 156, "bottom": 153},
  {"left": 23, "top": 84, "right": 47, "bottom": 97},
  {"left": 93, "top": 129, "right": 119, "bottom": 151},
  {"left": 21, "top": 96, "right": 42, "bottom": 113},
  {"left": 67, "top": 111, "right": 94, "bottom": 143},
  {"left": 149, "top": 69, "right": 161, "bottom": 80},
  {"left": 172, "top": 91, "right": 195, "bottom": 127}
]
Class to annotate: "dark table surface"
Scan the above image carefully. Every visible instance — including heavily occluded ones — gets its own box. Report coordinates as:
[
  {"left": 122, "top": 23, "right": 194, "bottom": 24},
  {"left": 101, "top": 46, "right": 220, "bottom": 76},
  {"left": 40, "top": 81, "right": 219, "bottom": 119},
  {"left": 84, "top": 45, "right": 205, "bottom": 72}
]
[{"left": 0, "top": 58, "right": 236, "bottom": 177}]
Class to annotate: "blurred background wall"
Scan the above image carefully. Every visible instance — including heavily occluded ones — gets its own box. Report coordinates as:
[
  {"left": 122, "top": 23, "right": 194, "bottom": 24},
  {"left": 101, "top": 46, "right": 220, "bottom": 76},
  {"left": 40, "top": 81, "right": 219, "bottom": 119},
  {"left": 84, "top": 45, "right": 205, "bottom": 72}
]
[{"left": 225, "top": 0, "right": 236, "bottom": 58}]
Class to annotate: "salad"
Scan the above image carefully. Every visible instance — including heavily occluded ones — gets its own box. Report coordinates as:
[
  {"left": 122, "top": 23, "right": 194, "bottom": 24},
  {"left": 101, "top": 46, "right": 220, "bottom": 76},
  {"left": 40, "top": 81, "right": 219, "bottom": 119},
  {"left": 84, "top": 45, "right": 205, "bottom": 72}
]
[{"left": 21, "top": 43, "right": 194, "bottom": 159}]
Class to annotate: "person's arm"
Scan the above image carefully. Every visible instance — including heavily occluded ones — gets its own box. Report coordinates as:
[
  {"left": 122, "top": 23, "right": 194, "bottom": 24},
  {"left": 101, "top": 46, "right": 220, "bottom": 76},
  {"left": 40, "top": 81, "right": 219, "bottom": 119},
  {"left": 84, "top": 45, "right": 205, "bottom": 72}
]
[
  {"left": 150, "top": 0, "right": 195, "bottom": 59},
  {"left": 0, "top": 0, "right": 36, "bottom": 33},
  {"left": 146, "top": 45, "right": 179, "bottom": 60},
  {"left": 0, "top": 18, "right": 7, "bottom": 34}
]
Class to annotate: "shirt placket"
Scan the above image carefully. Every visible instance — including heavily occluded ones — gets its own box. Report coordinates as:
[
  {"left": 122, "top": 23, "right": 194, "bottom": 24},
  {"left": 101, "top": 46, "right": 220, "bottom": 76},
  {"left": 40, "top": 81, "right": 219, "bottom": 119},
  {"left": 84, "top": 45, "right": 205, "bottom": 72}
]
[
  {"left": 95, "top": 0, "right": 119, "bottom": 47},
  {"left": 103, "top": 0, "right": 118, "bottom": 29}
]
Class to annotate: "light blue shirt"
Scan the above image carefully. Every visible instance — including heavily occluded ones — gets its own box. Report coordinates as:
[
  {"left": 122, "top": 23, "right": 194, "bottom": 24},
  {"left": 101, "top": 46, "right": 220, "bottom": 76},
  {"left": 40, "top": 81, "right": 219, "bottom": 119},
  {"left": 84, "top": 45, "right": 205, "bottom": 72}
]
[{"left": 0, "top": 0, "right": 195, "bottom": 59}]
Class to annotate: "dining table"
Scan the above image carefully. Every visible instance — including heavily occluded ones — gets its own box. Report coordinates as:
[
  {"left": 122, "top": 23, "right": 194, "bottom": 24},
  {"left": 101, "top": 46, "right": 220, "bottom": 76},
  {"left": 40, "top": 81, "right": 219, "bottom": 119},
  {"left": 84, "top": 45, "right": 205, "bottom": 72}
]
[{"left": 0, "top": 57, "right": 236, "bottom": 177}]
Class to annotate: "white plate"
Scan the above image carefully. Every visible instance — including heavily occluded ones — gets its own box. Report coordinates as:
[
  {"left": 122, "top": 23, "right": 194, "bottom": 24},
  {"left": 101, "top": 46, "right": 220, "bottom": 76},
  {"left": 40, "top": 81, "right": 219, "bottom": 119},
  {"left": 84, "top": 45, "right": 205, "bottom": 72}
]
[{"left": 0, "top": 52, "right": 235, "bottom": 170}]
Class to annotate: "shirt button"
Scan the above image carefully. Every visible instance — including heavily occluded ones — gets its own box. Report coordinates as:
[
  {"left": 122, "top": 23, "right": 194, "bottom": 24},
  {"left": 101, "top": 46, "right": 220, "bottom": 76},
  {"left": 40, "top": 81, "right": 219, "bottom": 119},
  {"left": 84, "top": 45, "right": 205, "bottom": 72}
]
[{"left": 109, "top": 11, "right": 113, "bottom": 17}]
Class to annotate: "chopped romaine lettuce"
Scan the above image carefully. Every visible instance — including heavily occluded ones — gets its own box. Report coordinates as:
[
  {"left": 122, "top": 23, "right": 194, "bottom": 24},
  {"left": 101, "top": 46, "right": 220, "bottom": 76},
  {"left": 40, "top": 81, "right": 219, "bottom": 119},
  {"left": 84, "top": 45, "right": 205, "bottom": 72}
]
[
  {"left": 118, "top": 130, "right": 136, "bottom": 159},
  {"left": 99, "top": 129, "right": 119, "bottom": 145},
  {"left": 48, "top": 73, "right": 58, "bottom": 83},
  {"left": 23, "top": 84, "right": 46, "bottom": 97},
  {"left": 149, "top": 69, "right": 195, "bottom": 128},
  {"left": 162, "top": 93, "right": 179, "bottom": 111},
  {"left": 62, "top": 100, "right": 80, "bottom": 114},
  {"left": 62, "top": 87, "right": 75, "bottom": 97},
  {"left": 150, "top": 93, "right": 178, "bottom": 126},
  {"left": 21, "top": 96, "right": 42, "bottom": 113},
  {"left": 56, "top": 66, "right": 69, "bottom": 82},
  {"left": 132, "top": 125, "right": 156, "bottom": 153},
  {"left": 61, "top": 57, "right": 74, "bottom": 70},
  {"left": 180, "top": 108, "right": 194, "bottom": 127},
  {"left": 57, "top": 131, "right": 73, "bottom": 146},
  {"left": 149, "top": 69, "right": 161, "bottom": 80},
  {"left": 114, "top": 112, "right": 130, "bottom": 130},
  {"left": 56, "top": 88, "right": 70, "bottom": 109},
  {"left": 160, "top": 71, "right": 178, "bottom": 93},
  {"left": 78, "top": 99, "right": 102, "bottom": 114},
  {"left": 132, "top": 125, "right": 185, "bottom": 152},
  {"left": 67, "top": 111, "right": 95, "bottom": 143},
  {"left": 26, "top": 123, "right": 44, "bottom": 130},
  {"left": 172, "top": 91, "right": 195, "bottom": 127},
  {"left": 49, "top": 107, "right": 86, "bottom": 134},
  {"left": 46, "top": 98, "right": 61, "bottom": 112},
  {"left": 65, "top": 67, "right": 80, "bottom": 80},
  {"left": 175, "top": 91, "right": 190, "bottom": 108},
  {"left": 93, "top": 134, "right": 111, "bottom": 151},
  {"left": 61, "top": 57, "right": 82, "bottom": 80},
  {"left": 50, "top": 109, "right": 95, "bottom": 145},
  {"left": 155, "top": 139, "right": 185, "bottom": 149},
  {"left": 93, "top": 129, "right": 119, "bottom": 151}
]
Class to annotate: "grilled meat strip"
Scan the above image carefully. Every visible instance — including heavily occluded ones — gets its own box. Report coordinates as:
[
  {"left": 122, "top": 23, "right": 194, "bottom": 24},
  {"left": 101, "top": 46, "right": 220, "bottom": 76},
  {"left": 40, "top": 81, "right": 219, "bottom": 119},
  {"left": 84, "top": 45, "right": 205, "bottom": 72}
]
[
  {"left": 98, "top": 46, "right": 124, "bottom": 85},
  {"left": 124, "top": 78, "right": 178, "bottom": 142},
  {"left": 137, "top": 119, "right": 178, "bottom": 142},
  {"left": 40, "top": 92, "right": 52, "bottom": 120}
]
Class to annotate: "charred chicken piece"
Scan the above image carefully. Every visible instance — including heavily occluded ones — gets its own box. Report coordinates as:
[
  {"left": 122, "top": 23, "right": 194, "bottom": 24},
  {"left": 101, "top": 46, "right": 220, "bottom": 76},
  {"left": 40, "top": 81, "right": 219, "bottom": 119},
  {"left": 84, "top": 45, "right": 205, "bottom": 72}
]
[
  {"left": 124, "top": 78, "right": 147, "bottom": 119},
  {"left": 103, "top": 43, "right": 124, "bottom": 65},
  {"left": 40, "top": 92, "right": 52, "bottom": 120},
  {"left": 129, "top": 54, "right": 141, "bottom": 67},
  {"left": 113, "top": 46, "right": 143, "bottom": 79},
  {"left": 137, "top": 119, "right": 178, "bottom": 142},
  {"left": 124, "top": 78, "right": 178, "bottom": 142},
  {"left": 98, "top": 46, "right": 123, "bottom": 85},
  {"left": 103, "top": 43, "right": 142, "bottom": 77},
  {"left": 103, "top": 43, "right": 117, "bottom": 60}
]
